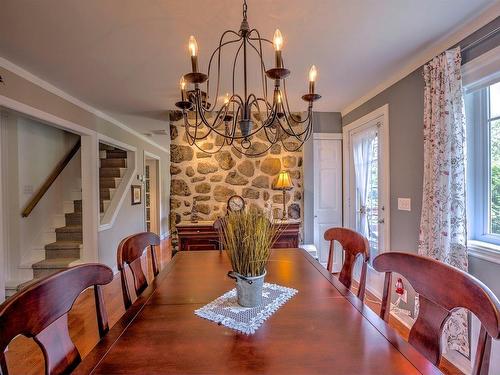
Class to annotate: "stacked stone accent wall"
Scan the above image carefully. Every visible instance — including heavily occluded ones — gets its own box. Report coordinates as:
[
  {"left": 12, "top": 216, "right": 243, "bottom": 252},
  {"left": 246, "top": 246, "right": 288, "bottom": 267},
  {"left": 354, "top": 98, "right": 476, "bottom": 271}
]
[{"left": 169, "top": 117, "right": 304, "bottom": 242}]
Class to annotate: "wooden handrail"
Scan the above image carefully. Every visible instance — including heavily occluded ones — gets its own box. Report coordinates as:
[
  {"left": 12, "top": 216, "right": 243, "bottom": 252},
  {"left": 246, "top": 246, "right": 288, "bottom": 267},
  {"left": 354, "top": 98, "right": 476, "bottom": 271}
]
[{"left": 22, "top": 139, "right": 81, "bottom": 217}]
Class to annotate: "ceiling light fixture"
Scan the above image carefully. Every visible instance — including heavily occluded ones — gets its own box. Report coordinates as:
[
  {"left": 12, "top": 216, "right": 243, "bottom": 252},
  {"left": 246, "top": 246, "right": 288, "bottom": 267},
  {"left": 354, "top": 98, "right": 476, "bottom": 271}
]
[{"left": 175, "top": 0, "right": 321, "bottom": 156}]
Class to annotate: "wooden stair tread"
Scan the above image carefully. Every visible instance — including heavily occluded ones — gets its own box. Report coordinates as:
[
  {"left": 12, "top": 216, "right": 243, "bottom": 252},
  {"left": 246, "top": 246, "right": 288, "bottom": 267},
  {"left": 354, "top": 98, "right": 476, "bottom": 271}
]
[
  {"left": 55, "top": 225, "right": 82, "bottom": 233},
  {"left": 32, "top": 258, "right": 78, "bottom": 269},
  {"left": 45, "top": 241, "right": 82, "bottom": 250},
  {"left": 16, "top": 278, "right": 43, "bottom": 291}
]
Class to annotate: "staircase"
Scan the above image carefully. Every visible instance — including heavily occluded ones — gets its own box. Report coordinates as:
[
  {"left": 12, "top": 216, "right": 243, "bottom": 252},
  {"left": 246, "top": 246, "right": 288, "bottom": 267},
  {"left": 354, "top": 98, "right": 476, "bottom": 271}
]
[
  {"left": 99, "top": 143, "right": 128, "bottom": 215},
  {"left": 30, "top": 199, "right": 83, "bottom": 279}
]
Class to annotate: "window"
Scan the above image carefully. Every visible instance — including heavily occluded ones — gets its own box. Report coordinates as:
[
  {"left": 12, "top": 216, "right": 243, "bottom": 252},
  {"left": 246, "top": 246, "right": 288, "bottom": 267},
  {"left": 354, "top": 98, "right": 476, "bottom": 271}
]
[{"left": 466, "top": 81, "right": 500, "bottom": 244}]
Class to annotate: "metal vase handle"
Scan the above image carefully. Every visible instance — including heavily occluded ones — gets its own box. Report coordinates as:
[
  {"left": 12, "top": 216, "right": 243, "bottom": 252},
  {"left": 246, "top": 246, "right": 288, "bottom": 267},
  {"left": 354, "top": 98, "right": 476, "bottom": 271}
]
[{"left": 227, "top": 271, "right": 253, "bottom": 284}]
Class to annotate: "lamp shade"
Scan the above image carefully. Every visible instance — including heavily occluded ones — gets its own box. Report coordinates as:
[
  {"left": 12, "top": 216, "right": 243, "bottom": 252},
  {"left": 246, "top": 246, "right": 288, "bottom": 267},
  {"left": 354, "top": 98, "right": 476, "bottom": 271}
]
[{"left": 274, "top": 170, "right": 293, "bottom": 190}]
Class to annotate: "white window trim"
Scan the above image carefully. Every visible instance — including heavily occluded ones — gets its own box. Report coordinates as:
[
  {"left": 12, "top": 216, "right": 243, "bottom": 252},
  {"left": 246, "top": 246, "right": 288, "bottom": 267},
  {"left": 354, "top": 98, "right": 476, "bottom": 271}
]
[
  {"left": 468, "top": 240, "right": 500, "bottom": 265},
  {"left": 464, "top": 44, "right": 500, "bottom": 263}
]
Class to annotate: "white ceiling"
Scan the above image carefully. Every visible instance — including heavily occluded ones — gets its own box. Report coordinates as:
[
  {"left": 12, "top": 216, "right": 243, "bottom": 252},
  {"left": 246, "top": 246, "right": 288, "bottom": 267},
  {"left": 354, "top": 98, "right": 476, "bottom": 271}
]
[{"left": 0, "top": 0, "right": 498, "bottom": 138}]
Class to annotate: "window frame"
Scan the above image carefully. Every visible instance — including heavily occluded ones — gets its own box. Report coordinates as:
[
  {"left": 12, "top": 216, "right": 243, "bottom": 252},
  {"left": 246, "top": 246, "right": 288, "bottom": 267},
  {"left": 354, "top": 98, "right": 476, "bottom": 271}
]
[{"left": 467, "top": 82, "right": 500, "bottom": 246}]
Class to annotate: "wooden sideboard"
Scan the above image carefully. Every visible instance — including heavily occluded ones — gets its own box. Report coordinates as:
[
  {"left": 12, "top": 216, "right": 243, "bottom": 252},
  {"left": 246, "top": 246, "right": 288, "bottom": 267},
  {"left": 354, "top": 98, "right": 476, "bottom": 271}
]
[{"left": 176, "top": 220, "right": 301, "bottom": 252}]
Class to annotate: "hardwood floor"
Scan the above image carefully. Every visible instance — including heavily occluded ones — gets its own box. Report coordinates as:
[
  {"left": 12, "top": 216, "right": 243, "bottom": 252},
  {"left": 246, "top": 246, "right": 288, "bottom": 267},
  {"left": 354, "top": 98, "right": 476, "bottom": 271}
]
[{"left": 3, "top": 239, "right": 172, "bottom": 375}]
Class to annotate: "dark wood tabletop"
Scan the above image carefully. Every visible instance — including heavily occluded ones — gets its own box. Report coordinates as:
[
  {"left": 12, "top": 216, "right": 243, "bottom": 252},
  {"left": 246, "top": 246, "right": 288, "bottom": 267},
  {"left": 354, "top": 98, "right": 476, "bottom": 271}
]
[{"left": 73, "top": 249, "right": 442, "bottom": 375}]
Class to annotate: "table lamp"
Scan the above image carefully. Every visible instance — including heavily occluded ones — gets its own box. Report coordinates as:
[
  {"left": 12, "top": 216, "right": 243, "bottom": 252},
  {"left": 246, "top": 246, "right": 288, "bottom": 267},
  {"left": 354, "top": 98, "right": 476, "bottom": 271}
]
[{"left": 274, "top": 170, "right": 293, "bottom": 220}]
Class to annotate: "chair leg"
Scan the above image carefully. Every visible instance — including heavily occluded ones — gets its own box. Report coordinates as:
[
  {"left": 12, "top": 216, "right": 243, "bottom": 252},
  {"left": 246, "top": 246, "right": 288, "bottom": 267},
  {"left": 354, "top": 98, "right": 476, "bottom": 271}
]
[
  {"left": 472, "top": 326, "right": 491, "bottom": 375},
  {"left": 120, "top": 269, "right": 132, "bottom": 310},
  {"left": 150, "top": 245, "right": 159, "bottom": 276},
  {"left": 326, "top": 241, "right": 334, "bottom": 273},
  {"left": 358, "top": 261, "right": 367, "bottom": 301},
  {"left": 94, "top": 285, "right": 110, "bottom": 338},
  {"left": 380, "top": 272, "right": 392, "bottom": 322},
  {"left": 1, "top": 351, "right": 8, "bottom": 375}
]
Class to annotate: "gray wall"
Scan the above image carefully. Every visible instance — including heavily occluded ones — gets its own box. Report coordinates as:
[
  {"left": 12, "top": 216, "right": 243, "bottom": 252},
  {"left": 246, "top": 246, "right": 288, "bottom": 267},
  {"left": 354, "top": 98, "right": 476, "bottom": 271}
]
[
  {"left": 0, "top": 66, "right": 171, "bottom": 271},
  {"left": 343, "top": 67, "right": 425, "bottom": 252},
  {"left": 312, "top": 112, "right": 343, "bottom": 133},
  {"left": 304, "top": 112, "right": 342, "bottom": 244},
  {"left": 342, "top": 17, "right": 500, "bottom": 296}
]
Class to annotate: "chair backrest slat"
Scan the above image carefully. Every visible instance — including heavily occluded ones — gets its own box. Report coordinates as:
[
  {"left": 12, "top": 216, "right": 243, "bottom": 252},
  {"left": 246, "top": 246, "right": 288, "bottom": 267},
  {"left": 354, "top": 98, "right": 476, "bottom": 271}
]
[
  {"left": 0, "top": 264, "right": 113, "bottom": 375},
  {"left": 373, "top": 252, "right": 500, "bottom": 375},
  {"left": 117, "top": 232, "right": 161, "bottom": 309},
  {"left": 324, "top": 227, "right": 370, "bottom": 300}
]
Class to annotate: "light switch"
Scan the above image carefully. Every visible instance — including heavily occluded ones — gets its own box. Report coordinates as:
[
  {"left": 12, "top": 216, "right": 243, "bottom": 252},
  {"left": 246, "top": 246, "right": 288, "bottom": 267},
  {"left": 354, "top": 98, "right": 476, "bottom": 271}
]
[{"left": 398, "top": 198, "right": 411, "bottom": 211}]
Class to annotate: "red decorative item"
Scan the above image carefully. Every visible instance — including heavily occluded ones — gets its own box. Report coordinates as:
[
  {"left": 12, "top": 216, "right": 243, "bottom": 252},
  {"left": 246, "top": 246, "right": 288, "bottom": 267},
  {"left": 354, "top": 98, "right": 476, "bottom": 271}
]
[{"left": 395, "top": 278, "right": 404, "bottom": 295}]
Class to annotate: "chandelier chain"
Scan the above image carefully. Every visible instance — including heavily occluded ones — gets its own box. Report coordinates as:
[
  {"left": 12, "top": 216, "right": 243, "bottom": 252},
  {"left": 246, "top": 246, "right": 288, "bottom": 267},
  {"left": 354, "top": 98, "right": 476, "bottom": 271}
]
[{"left": 243, "top": 0, "right": 247, "bottom": 20}]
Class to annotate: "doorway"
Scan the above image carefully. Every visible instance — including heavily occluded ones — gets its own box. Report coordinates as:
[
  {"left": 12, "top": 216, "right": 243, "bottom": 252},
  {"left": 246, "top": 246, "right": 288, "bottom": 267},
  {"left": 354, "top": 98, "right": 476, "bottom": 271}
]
[
  {"left": 313, "top": 134, "right": 343, "bottom": 271},
  {"left": 144, "top": 153, "right": 160, "bottom": 235},
  {"left": 343, "top": 104, "right": 390, "bottom": 262}
]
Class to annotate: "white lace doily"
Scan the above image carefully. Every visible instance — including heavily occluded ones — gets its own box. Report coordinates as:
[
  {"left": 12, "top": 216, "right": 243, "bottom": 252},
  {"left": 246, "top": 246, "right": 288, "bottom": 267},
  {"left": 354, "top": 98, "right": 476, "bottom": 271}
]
[{"left": 194, "top": 283, "right": 298, "bottom": 334}]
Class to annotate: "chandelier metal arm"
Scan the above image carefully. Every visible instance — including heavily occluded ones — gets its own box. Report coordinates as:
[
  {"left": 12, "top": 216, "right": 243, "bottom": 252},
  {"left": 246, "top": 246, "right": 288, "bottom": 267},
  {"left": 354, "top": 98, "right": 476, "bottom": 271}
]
[
  {"left": 206, "top": 30, "right": 242, "bottom": 111},
  {"left": 282, "top": 79, "right": 311, "bottom": 124},
  {"left": 186, "top": 93, "right": 271, "bottom": 141},
  {"left": 246, "top": 37, "right": 270, "bottom": 106}
]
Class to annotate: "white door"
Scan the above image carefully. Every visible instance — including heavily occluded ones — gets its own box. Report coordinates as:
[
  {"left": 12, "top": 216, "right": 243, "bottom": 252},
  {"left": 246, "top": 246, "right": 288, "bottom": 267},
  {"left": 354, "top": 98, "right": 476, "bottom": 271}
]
[
  {"left": 313, "top": 134, "right": 343, "bottom": 271},
  {"left": 344, "top": 104, "right": 390, "bottom": 262}
]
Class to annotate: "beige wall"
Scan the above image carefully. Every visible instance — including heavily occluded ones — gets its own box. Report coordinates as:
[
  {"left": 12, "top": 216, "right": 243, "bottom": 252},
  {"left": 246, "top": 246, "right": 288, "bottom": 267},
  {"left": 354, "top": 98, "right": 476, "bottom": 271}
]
[
  {"left": 0, "top": 66, "right": 170, "bottom": 274},
  {"left": 1, "top": 112, "right": 82, "bottom": 287}
]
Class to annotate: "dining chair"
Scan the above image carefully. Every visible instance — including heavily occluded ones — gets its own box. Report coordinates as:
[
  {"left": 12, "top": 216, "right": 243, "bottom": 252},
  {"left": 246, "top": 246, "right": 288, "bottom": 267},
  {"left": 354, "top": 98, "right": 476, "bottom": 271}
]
[
  {"left": 373, "top": 252, "right": 500, "bottom": 375},
  {"left": 0, "top": 264, "right": 113, "bottom": 375},
  {"left": 213, "top": 217, "right": 223, "bottom": 252},
  {"left": 324, "top": 227, "right": 370, "bottom": 300},
  {"left": 117, "top": 231, "right": 161, "bottom": 309}
]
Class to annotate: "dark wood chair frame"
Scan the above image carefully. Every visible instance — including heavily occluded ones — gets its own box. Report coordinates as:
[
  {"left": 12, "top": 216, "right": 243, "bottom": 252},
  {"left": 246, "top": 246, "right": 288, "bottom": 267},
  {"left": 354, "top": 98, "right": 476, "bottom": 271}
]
[
  {"left": 0, "top": 264, "right": 113, "bottom": 375},
  {"left": 373, "top": 252, "right": 500, "bottom": 375},
  {"left": 324, "top": 227, "right": 370, "bottom": 300},
  {"left": 117, "top": 232, "right": 161, "bottom": 309},
  {"left": 213, "top": 217, "right": 223, "bottom": 252}
]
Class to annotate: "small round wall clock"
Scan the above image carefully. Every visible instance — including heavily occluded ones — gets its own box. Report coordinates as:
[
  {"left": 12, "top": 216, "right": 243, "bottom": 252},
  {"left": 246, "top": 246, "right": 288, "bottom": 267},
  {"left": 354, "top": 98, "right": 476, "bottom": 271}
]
[{"left": 227, "top": 195, "right": 245, "bottom": 212}]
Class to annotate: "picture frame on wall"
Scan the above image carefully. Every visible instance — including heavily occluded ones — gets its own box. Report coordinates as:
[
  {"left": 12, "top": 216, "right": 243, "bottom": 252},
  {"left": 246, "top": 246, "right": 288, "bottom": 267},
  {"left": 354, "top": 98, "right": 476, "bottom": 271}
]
[{"left": 131, "top": 185, "right": 142, "bottom": 205}]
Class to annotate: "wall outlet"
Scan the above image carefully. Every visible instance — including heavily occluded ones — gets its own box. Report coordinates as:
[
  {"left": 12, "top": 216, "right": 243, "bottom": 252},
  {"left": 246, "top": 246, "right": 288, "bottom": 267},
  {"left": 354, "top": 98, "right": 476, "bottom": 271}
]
[{"left": 397, "top": 198, "right": 411, "bottom": 211}]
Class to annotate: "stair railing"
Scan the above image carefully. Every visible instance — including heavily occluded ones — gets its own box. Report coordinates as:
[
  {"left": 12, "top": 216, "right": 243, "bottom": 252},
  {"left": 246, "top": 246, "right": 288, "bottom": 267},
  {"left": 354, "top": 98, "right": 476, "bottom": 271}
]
[{"left": 21, "top": 139, "right": 81, "bottom": 217}]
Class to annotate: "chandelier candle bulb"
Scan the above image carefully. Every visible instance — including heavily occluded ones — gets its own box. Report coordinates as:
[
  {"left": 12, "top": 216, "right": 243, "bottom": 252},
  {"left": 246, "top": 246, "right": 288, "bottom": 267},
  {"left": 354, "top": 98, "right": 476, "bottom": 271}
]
[
  {"left": 180, "top": 76, "right": 187, "bottom": 101},
  {"left": 188, "top": 35, "right": 199, "bottom": 72},
  {"left": 273, "top": 29, "right": 284, "bottom": 68},
  {"left": 309, "top": 65, "right": 317, "bottom": 94}
]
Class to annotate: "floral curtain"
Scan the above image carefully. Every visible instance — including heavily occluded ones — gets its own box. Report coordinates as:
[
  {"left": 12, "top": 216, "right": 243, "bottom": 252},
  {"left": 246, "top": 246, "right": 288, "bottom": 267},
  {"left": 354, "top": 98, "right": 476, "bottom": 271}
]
[{"left": 418, "top": 47, "right": 469, "bottom": 356}]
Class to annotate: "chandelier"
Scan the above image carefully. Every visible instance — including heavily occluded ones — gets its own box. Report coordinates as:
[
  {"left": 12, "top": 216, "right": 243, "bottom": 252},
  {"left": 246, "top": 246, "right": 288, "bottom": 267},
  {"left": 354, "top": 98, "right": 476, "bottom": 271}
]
[{"left": 174, "top": 0, "right": 321, "bottom": 156}]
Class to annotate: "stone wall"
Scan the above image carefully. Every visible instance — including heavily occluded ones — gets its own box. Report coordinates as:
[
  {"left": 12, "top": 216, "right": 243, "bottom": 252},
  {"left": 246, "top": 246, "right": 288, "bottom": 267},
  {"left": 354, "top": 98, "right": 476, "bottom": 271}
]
[{"left": 169, "top": 116, "right": 304, "bottom": 242}]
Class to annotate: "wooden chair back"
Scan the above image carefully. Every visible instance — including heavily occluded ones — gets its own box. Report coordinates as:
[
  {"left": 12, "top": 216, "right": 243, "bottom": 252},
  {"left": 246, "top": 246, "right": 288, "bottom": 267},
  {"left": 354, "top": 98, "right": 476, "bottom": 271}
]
[
  {"left": 324, "top": 227, "right": 370, "bottom": 300},
  {"left": 373, "top": 252, "right": 500, "bottom": 374},
  {"left": 117, "top": 232, "right": 161, "bottom": 309},
  {"left": 0, "top": 264, "right": 113, "bottom": 375},
  {"left": 213, "top": 218, "right": 223, "bottom": 252}
]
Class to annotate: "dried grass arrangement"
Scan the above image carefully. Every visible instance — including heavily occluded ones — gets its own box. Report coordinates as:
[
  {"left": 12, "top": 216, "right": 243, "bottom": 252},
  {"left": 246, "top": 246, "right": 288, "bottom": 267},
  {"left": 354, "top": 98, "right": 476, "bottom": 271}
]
[{"left": 219, "top": 208, "right": 280, "bottom": 277}]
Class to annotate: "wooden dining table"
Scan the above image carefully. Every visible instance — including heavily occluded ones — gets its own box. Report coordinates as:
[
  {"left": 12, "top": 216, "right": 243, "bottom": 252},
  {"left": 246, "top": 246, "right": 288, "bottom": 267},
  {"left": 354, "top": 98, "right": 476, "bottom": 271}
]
[{"left": 74, "top": 249, "right": 441, "bottom": 374}]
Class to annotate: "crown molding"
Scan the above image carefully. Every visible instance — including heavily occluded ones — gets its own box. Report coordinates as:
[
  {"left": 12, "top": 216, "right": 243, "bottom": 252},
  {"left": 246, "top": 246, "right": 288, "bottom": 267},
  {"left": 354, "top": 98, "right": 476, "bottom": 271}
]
[
  {"left": 0, "top": 57, "right": 169, "bottom": 154},
  {"left": 340, "top": 2, "right": 500, "bottom": 117}
]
